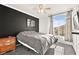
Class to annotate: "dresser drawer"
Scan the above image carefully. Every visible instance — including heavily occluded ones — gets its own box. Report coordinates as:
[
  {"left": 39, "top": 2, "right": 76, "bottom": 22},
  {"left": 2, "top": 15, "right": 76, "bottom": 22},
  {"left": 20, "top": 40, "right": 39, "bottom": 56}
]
[{"left": 0, "top": 45, "right": 16, "bottom": 52}]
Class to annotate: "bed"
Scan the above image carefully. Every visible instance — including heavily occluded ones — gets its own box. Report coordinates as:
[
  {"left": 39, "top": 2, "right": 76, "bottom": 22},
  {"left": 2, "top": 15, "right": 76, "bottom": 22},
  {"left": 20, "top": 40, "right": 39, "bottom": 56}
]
[{"left": 17, "top": 31, "right": 58, "bottom": 55}]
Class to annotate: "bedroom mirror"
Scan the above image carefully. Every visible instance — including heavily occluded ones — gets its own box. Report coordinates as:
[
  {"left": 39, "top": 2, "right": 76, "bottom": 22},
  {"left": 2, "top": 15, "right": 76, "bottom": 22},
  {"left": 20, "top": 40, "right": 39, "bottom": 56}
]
[{"left": 72, "top": 12, "right": 79, "bottom": 30}]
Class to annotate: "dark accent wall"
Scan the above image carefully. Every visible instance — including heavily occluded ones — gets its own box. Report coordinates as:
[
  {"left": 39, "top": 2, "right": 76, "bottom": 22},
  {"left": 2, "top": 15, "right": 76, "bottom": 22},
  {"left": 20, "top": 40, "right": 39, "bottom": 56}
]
[
  {"left": 0, "top": 4, "right": 39, "bottom": 37},
  {"left": 77, "top": 11, "right": 79, "bottom": 22}
]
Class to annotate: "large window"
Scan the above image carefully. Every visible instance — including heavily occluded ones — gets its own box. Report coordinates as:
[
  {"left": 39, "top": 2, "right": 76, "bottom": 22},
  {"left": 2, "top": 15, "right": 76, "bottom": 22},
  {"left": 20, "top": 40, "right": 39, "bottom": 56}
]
[
  {"left": 51, "top": 11, "right": 72, "bottom": 41},
  {"left": 52, "top": 13, "right": 66, "bottom": 36}
]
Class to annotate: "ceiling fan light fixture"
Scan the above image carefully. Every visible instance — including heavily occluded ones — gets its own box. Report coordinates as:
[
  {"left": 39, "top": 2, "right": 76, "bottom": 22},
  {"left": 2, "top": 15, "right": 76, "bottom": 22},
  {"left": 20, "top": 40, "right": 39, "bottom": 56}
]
[
  {"left": 38, "top": 8, "right": 45, "bottom": 13},
  {"left": 37, "top": 4, "right": 45, "bottom": 13},
  {"left": 37, "top": 4, "right": 51, "bottom": 14}
]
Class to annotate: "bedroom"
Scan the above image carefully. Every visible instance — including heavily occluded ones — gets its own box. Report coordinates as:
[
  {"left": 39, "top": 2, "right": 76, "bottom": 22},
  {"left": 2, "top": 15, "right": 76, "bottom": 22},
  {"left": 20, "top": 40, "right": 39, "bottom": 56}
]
[{"left": 0, "top": 4, "right": 79, "bottom": 55}]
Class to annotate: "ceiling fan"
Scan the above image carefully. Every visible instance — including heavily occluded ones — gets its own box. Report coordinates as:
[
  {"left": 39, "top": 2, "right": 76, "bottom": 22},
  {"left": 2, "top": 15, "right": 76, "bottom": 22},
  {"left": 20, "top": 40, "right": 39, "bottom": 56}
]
[{"left": 35, "top": 4, "right": 51, "bottom": 13}]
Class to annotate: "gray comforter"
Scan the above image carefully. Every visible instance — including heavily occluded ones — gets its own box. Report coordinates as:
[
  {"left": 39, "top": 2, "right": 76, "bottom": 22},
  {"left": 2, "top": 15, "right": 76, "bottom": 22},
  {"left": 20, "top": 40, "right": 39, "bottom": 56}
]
[{"left": 17, "top": 31, "right": 57, "bottom": 55}]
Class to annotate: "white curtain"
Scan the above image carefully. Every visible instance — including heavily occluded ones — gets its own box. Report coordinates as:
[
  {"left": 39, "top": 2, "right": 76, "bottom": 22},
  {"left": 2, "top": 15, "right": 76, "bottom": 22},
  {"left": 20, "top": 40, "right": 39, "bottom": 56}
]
[
  {"left": 64, "top": 10, "right": 72, "bottom": 42},
  {"left": 48, "top": 16, "right": 53, "bottom": 34}
]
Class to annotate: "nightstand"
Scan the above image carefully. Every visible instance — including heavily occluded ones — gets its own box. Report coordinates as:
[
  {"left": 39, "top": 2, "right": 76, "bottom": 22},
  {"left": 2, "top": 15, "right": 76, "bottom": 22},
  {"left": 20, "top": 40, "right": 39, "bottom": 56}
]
[{"left": 0, "top": 37, "right": 16, "bottom": 54}]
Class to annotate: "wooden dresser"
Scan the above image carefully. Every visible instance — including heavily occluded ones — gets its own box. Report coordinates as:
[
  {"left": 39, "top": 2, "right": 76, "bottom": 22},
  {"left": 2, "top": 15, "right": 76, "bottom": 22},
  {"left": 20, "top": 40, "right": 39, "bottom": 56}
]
[{"left": 0, "top": 37, "right": 16, "bottom": 54}]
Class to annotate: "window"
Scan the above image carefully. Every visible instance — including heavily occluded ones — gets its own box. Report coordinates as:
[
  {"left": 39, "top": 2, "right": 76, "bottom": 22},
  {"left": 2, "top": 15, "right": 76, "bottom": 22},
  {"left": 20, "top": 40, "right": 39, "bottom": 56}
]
[{"left": 52, "top": 13, "right": 66, "bottom": 36}]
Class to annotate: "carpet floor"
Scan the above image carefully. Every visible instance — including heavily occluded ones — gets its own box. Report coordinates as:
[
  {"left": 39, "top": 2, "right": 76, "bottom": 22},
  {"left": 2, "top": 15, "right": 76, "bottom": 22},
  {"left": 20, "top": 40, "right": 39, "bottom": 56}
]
[{"left": 4, "top": 42, "right": 76, "bottom": 55}]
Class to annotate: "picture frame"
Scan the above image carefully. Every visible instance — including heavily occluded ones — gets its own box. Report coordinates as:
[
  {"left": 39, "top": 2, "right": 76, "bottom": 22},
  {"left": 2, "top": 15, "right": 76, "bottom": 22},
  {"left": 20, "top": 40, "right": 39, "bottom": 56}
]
[{"left": 27, "top": 19, "right": 35, "bottom": 27}]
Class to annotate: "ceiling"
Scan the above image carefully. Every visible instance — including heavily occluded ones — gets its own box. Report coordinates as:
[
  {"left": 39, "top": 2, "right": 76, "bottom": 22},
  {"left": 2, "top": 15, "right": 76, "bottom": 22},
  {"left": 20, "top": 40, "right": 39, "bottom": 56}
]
[{"left": 4, "top": 4, "right": 79, "bottom": 18}]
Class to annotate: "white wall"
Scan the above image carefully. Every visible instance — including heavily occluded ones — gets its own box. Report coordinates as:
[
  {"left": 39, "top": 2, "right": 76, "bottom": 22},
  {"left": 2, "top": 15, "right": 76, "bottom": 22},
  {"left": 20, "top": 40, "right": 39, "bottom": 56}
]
[{"left": 39, "top": 15, "right": 49, "bottom": 33}]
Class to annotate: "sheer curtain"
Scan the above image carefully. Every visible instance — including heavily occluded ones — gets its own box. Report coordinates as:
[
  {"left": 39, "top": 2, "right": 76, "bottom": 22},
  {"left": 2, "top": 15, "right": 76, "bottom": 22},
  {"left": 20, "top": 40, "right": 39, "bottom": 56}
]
[
  {"left": 48, "top": 15, "right": 53, "bottom": 34},
  {"left": 64, "top": 10, "right": 72, "bottom": 42}
]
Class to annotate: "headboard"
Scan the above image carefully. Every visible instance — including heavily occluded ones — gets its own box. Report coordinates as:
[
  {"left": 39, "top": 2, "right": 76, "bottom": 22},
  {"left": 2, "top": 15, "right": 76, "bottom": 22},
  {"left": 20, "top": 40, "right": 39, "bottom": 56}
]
[{"left": 0, "top": 4, "right": 39, "bottom": 38}]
